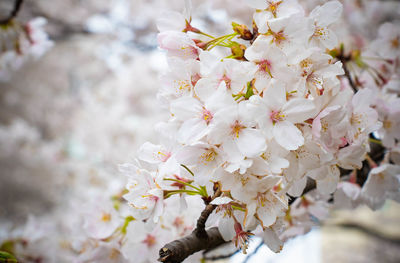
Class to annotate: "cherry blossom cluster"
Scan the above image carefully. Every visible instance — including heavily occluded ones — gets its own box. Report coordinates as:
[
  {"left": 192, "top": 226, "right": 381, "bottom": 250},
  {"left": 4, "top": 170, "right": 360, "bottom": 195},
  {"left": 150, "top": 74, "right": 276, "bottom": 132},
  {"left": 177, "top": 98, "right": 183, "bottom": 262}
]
[
  {"left": 0, "top": 17, "right": 52, "bottom": 81},
  {"left": 119, "top": 0, "right": 399, "bottom": 254},
  {"left": 1, "top": 0, "right": 399, "bottom": 262}
]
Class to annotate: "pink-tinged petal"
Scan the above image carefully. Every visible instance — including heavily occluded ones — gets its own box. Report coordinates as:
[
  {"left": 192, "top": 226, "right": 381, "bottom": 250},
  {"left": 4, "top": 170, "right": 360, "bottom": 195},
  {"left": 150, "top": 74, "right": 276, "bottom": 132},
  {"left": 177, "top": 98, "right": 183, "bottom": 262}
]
[
  {"left": 263, "top": 227, "right": 283, "bottom": 253},
  {"left": 246, "top": 0, "right": 267, "bottom": 9},
  {"left": 268, "top": 155, "right": 289, "bottom": 174},
  {"left": 274, "top": 121, "right": 304, "bottom": 150},
  {"left": 138, "top": 142, "right": 169, "bottom": 164},
  {"left": 317, "top": 28, "right": 338, "bottom": 50},
  {"left": 236, "top": 128, "right": 267, "bottom": 157},
  {"left": 210, "top": 196, "right": 234, "bottom": 205},
  {"left": 283, "top": 98, "right": 316, "bottom": 123},
  {"left": 178, "top": 118, "right": 208, "bottom": 144},
  {"left": 310, "top": 1, "right": 342, "bottom": 27},
  {"left": 194, "top": 78, "right": 220, "bottom": 102},
  {"left": 223, "top": 138, "right": 244, "bottom": 163},
  {"left": 170, "top": 96, "right": 202, "bottom": 120},
  {"left": 316, "top": 165, "right": 340, "bottom": 194},
  {"left": 156, "top": 11, "right": 186, "bottom": 32},
  {"left": 288, "top": 176, "right": 307, "bottom": 197},
  {"left": 258, "top": 206, "right": 277, "bottom": 227},
  {"left": 352, "top": 88, "right": 374, "bottom": 111},
  {"left": 263, "top": 79, "right": 287, "bottom": 110},
  {"left": 312, "top": 105, "right": 341, "bottom": 138},
  {"left": 218, "top": 217, "right": 236, "bottom": 241}
]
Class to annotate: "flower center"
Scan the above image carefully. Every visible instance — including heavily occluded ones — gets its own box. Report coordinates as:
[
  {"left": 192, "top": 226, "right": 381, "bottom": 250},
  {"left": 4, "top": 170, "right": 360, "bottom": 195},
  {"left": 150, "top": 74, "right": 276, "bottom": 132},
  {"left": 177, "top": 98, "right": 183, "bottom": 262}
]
[
  {"left": 267, "top": 28, "right": 286, "bottom": 45},
  {"left": 220, "top": 75, "right": 232, "bottom": 89},
  {"left": 258, "top": 59, "right": 272, "bottom": 77},
  {"left": 267, "top": 1, "right": 283, "bottom": 18},
  {"left": 313, "top": 26, "right": 327, "bottom": 38},
  {"left": 174, "top": 79, "right": 191, "bottom": 94},
  {"left": 270, "top": 110, "right": 285, "bottom": 124},
  {"left": 101, "top": 212, "right": 112, "bottom": 222},
  {"left": 157, "top": 151, "right": 171, "bottom": 162},
  {"left": 231, "top": 120, "right": 245, "bottom": 138},
  {"left": 142, "top": 234, "right": 156, "bottom": 247},
  {"left": 202, "top": 107, "right": 213, "bottom": 125},
  {"left": 200, "top": 148, "right": 217, "bottom": 164}
]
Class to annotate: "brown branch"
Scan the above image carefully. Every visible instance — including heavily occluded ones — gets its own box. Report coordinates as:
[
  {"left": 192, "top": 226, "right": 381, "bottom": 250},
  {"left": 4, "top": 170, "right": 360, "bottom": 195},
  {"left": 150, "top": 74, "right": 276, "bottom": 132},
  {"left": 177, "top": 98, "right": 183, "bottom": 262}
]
[
  {"left": 342, "top": 61, "right": 357, "bottom": 93},
  {"left": 158, "top": 227, "right": 227, "bottom": 263},
  {"left": 0, "top": 0, "right": 24, "bottom": 25},
  {"left": 159, "top": 187, "right": 224, "bottom": 262},
  {"left": 193, "top": 187, "right": 221, "bottom": 238}
]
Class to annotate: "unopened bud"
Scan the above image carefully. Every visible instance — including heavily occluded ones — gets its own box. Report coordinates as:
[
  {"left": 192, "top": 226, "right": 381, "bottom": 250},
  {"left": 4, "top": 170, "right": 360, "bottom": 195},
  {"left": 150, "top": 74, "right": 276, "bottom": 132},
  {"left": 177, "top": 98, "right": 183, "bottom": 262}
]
[
  {"left": 230, "top": 42, "right": 246, "bottom": 60},
  {"left": 193, "top": 39, "right": 207, "bottom": 50},
  {"left": 232, "top": 22, "right": 253, "bottom": 40}
]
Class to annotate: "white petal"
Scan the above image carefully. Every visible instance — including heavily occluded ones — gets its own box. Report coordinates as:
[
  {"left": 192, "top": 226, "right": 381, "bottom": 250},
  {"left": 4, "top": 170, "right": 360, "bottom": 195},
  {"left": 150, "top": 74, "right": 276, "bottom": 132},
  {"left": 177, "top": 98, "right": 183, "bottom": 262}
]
[
  {"left": 263, "top": 79, "right": 287, "bottom": 110},
  {"left": 273, "top": 121, "right": 304, "bottom": 150},
  {"left": 236, "top": 128, "right": 267, "bottom": 157},
  {"left": 283, "top": 98, "right": 316, "bottom": 123},
  {"left": 310, "top": 1, "right": 343, "bottom": 27},
  {"left": 218, "top": 217, "right": 235, "bottom": 241},
  {"left": 263, "top": 227, "right": 283, "bottom": 253},
  {"left": 178, "top": 118, "right": 208, "bottom": 144},
  {"left": 246, "top": 0, "right": 267, "bottom": 9}
]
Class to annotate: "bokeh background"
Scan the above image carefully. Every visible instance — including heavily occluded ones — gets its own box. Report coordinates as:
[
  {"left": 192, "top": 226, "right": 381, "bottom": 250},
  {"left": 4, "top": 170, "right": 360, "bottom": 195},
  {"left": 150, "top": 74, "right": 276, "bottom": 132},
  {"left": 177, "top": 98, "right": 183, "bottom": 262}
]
[{"left": 0, "top": 0, "right": 399, "bottom": 262}]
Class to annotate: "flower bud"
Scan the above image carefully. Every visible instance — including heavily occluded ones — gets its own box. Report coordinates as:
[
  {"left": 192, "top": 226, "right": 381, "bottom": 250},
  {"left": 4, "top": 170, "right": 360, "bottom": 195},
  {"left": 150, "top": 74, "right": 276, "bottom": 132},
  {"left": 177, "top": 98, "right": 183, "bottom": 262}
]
[
  {"left": 232, "top": 22, "right": 253, "bottom": 40},
  {"left": 230, "top": 42, "right": 246, "bottom": 60}
]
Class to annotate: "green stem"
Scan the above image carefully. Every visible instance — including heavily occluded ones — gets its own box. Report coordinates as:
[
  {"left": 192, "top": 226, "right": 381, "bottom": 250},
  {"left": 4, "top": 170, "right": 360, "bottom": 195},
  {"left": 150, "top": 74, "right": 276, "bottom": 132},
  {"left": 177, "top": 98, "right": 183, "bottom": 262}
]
[
  {"left": 164, "top": 178, "right": 201, "bottom": 192},
  {"left": 181, "top": 164, "right": 194, "bottom": 176},
  {"left": 165, "top": 189, "right": 202, "bottom": 199},
  {"left": 369, "top": 138, "right": 382, "bottom": 145}
]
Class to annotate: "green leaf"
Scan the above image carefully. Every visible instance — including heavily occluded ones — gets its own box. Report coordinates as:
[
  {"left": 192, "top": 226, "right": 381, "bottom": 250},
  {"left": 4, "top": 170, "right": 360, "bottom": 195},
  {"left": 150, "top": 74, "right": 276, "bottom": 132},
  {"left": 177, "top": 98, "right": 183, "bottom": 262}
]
[{"left": 0, "top": 251, "right": 18, "bottom": 263}]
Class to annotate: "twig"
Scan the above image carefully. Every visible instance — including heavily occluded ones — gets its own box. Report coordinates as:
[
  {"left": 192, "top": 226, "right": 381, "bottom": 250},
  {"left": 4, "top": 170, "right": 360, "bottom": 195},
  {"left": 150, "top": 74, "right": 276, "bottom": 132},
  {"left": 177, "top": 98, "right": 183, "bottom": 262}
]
[
  {"left": 0, "top": 0, "right": 24, "bottom": 25},
  {"left": 342, "top": 61, "right": 357, "bottom": 93},
  {"left": 158, "top": 227, "right": 227, "bottom": 263},
  {"left": 194, "top": 187, "right": 221, "bottom": 238},
  {"left": 159, "top": 187, "right": 223, "bottom": 262}
]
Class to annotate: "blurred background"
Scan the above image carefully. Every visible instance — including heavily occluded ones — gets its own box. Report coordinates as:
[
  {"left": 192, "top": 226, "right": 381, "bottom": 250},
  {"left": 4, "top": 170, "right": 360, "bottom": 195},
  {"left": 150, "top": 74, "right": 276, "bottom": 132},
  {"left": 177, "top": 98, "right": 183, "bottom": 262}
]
[{"left": 0, "top": 0, "right": 399, "bottom": 262}]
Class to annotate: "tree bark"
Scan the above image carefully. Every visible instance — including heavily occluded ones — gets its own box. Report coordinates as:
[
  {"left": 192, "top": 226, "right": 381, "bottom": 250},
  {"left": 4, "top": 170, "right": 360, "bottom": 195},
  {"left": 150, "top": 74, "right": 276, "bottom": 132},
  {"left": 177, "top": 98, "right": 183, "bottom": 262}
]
[{"left": 158, "top": 227, "right": 227, "bottom": 263}]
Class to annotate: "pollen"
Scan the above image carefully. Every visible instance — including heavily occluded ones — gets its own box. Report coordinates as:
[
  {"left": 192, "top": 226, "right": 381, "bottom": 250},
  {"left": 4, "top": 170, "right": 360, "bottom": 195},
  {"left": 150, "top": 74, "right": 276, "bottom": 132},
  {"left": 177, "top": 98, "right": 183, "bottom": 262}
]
[
  {"left": 314, "top": 27, "right": 327, "bottom": 38},
  {"left": 255, "top": 192, "right": 267, "bottom": 207},
  {"left": 258, "top": 59, "right": 272, "bottom": 77},
  {"left": 350, "top": 113, "right": 362, "bottom": 125},
  {"left": 200, "top": 148, "right": 217, "bottom": 164},
  {"left": 157, "top": 151, "right": 171, "bottom": 162},
  {"left": 268, "top": 29, "right": 286, "bottom": 45},
  {"left": 383, "top": 119, "right": 392, "bottom": 129},
  {"left": 221, "top": 75, "right": 232, "bottom": 89},
  {"left": 109, "top": 248, "right": 120, "bottom": 259},
  {"left": 391, "top": 37, "right": 399, "bottom": 49},
  {"left": 270, "top": 110, "right": 285, "bottom": 124},
  {"left": 101, "top": 212, "right": 112, "bottom": 222},
  {"left": 231, "top": 120, "right": 245, "bottom": 138},
  {"left": 267, "top": 1, "right": 283, "bottom": 18},
  {"left": 174, "top": 79, "right": 191, "bottom": 94},
  {"left": 202, "top": 107, "right": 213, "bottom": 125}
]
